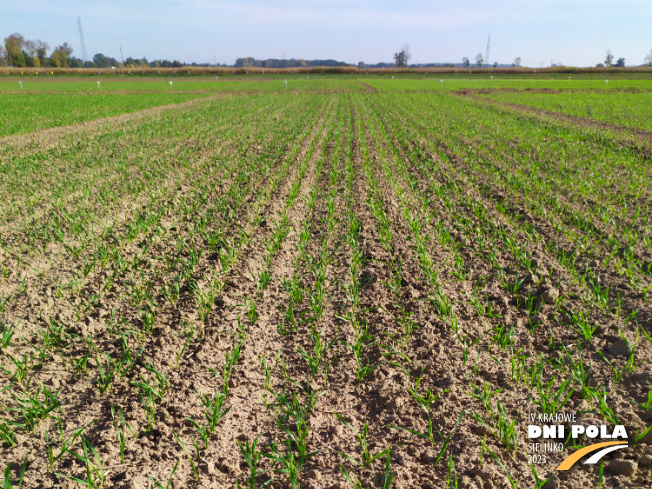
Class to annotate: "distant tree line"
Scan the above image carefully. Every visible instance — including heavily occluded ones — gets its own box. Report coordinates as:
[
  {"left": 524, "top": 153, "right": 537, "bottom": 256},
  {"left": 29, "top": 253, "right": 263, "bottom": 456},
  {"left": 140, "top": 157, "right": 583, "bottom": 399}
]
[
  {"left": 4, "top": 32, "right": 652, "bottom": 69},
  {"left": 595, "top": 50, "right": 626, "bottom": 68},
  {"left": 0, "top": 32, "right": 226, "bottom": 69},
  {"left": 234, "top": 57, "right": 349, "bottom": 68}
]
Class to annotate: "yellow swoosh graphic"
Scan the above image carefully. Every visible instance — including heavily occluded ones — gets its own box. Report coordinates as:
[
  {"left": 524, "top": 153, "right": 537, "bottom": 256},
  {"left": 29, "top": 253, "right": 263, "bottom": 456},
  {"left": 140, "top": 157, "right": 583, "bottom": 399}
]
[{"left": 556, "top": 441, "right": 626, "bottom": 470}]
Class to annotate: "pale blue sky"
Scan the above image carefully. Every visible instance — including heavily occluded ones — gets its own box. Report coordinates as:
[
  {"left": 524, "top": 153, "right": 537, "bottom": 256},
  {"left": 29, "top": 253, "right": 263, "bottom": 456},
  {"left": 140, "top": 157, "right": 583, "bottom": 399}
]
[{"left": 2, "top": 1, "right": 651, "bottom": 66}]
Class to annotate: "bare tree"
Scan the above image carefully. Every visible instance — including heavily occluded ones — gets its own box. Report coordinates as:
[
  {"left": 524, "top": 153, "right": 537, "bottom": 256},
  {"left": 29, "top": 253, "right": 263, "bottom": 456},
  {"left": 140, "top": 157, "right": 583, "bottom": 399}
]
[
  {"left": 61, "top": 42, "right": 73, "bottom": 57},
  {"left": 475, "top": 53, "right": 484, "bottom": 67},
  {"left": 35, "top": 40, "right": 49, "bottom": 56},
  {"left": 645, "top": 49, "right": 652, "bottom": 66},
  {"left": 401, "top": 44, "right": 411, "bottom": 64},
  {"left": 513, "top": 57, "right": 521, "bottom": 67},
  {"left": 462, "top": 56, "right": 469, "bottom": 67},
  {"left": 35, "top": 40, "right": 49, "bottom": 65},
  {"left": 23, "top": 39, "right": 37, "bottom": 57},
  {"left": 394, "top": 44, "right": 412, "bottom": 67},
  {"left": 605, "top": 49, "right": 613, "bottom": 67}
]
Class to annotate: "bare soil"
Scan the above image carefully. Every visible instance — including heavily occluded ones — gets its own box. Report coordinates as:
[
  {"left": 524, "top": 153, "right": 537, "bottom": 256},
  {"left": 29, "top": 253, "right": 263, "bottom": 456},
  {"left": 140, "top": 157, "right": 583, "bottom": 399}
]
[{"left": 0, "top": 91, "right": 650, "bottom": 489}]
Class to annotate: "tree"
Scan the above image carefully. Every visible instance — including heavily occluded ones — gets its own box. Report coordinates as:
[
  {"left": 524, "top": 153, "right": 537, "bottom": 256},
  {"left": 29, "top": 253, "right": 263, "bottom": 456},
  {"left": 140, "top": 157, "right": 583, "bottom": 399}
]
[
  {"left": 615, "top": 57, "right": 625, "bottom": 67},
  {"left": 23, "top": 40, "right": 36, "bottom": 57},
  {"left": 12, "top": 50, "right": 26, "bottom": 67},
  {"left": 475, "top": 53, "right": 484, "bottom": 68},
  {"left": 462, "top": 57, "right": 469, "bottom": 68},
  {"left": 50, "top": 43, "right": 73, "bottom": 68},
  {"left": 4, "top": 33, "right": 25, "bottom": 66},
  {"left": 35, "top": 40, "right": 49, "bottom": 65},
  {"left": 61, "top": 42, "right": 73, "bottom": 57},
  {"left": 358, "top": 61, "right": 365, "bottom": 69},
  {"left": 93, "top": 53, "right": 109, "bottom": 68},
  {"left": 492, "top": 61, "right": 498, "bottom": 68},
  {"left": 605, "top": 49, "right": 613, "bottom": 67},
  {"left": 513, "top": 57, "right": 521, "bottom": 67},
  {"left": 22, "top": 50, "right": 35, "bottom": 67},
  {"left": 235, "top": 57, "right": 255, "bottom": 67},
  {"left": 394, "top": 44, "right": 411, "bottom": 67}
]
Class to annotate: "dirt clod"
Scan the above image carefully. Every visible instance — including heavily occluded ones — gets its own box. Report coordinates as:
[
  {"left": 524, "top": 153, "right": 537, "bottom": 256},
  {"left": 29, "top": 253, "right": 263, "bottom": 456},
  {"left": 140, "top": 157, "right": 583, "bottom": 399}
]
[
  {"left": 609, "top": 338, "right": 632, "bottom": 357},
  {"left": 607, "top": 459, "right": 637, "bottom": 476},
  {"left": 640, "top": 455, "right": 652, "bottom": 467},
  {"left": 542, "top": 475, "right": 560, "bottom": 489},
  {"left": 540, "top": 285, "right": 559, "bottom": 304}
]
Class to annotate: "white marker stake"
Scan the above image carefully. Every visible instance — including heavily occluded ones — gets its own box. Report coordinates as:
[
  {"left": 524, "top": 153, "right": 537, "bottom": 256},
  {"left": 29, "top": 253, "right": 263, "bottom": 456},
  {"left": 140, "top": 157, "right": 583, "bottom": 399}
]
[
  {"left": 169, "top": 81, "right": 173, "bottom": 88},
  {"left": 391, "top": 76, "right": 394, "bottom": 79},
  {"left": 491, "top": 76, "right": 493, "bottom": 79},
  {"left": 284, "top": 80, "right": 288, "bottom": 89},
  {"left": 97, "top": 81, "right": 101, "bottom": 89},
  {"left": 18, "top": 81, "right": 23, "bottom": 90}
]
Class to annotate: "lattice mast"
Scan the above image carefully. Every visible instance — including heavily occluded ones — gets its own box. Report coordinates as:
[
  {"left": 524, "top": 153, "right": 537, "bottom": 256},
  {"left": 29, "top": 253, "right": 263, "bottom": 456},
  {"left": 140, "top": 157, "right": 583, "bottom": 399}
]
[
  {"left": 78, "top": 17, "right": 88, "bottom": 62},
  {"left": 485, "top": 35, "right": 491, "bottom": 67}
]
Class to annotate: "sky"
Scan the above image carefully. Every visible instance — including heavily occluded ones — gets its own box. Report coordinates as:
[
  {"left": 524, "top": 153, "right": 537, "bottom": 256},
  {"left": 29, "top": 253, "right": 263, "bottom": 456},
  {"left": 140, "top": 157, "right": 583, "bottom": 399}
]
[{"left": 2, "top": 0, "right": 651, "bottom": 67}]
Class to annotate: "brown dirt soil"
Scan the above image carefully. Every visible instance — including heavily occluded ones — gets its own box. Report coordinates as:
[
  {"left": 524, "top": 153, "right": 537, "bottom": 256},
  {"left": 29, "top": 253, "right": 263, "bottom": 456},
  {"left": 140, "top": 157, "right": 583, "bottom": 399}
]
[
  {"left": 357, "top": 82, "right": 378, "bottom": 93},
  {"left": 370, "top": 94, "right": 652, "bottom": 302},
  {"left": 0, "top": 91, "right": 651, "bottom": 489}
]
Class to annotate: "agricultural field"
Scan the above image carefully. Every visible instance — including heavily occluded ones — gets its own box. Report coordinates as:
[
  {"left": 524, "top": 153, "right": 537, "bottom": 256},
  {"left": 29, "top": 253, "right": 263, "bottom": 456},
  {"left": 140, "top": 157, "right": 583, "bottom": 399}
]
[
  {"left": 0, "top": 77, "right": 363, "bottom": 136},
  {"left": 475, "top": 90, "right": 652, "bottom": 132},
  {"left": 0, "top": 75, "right": 651, "bottom": 489}
]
